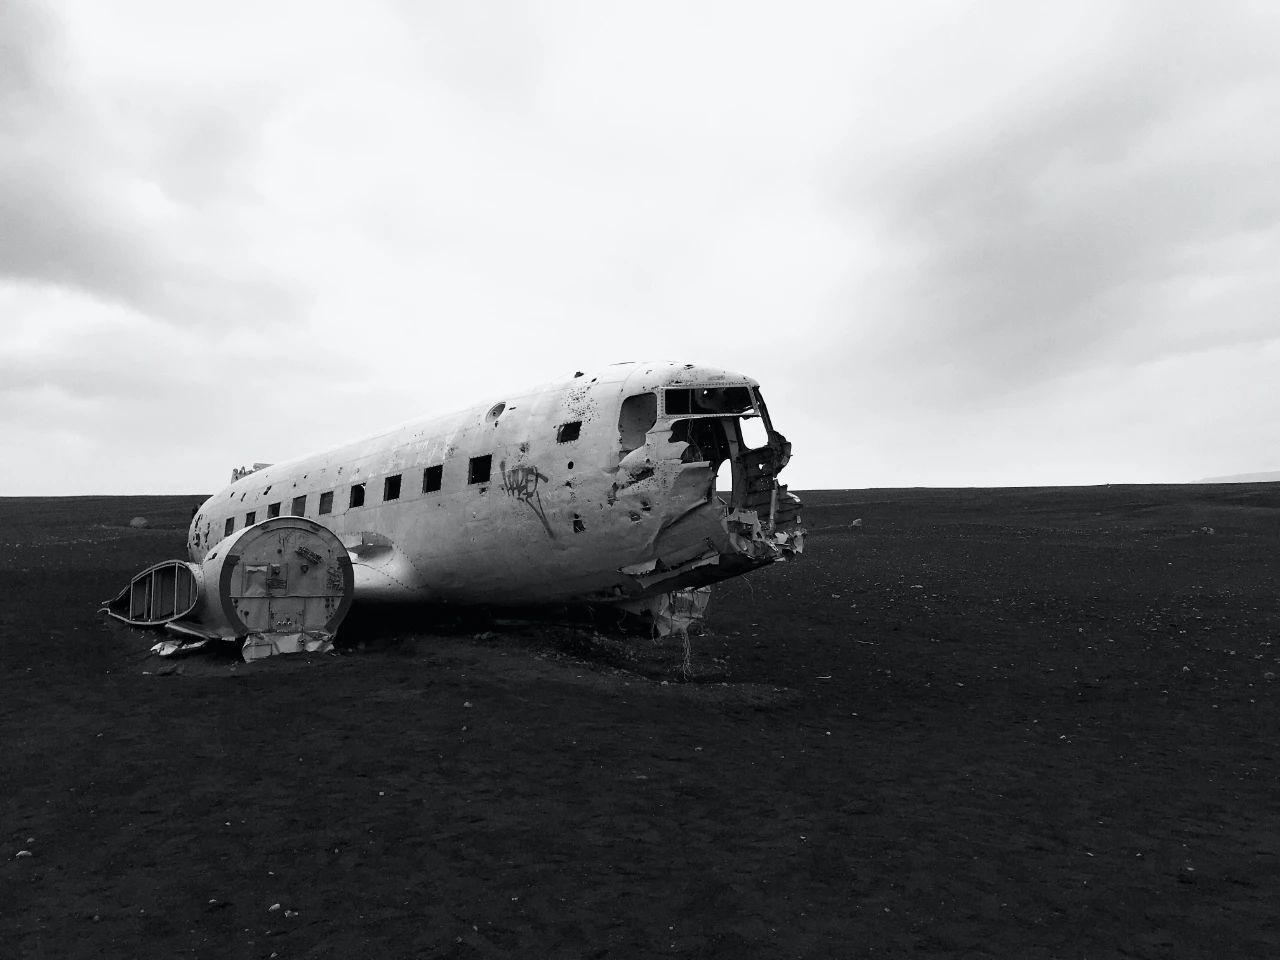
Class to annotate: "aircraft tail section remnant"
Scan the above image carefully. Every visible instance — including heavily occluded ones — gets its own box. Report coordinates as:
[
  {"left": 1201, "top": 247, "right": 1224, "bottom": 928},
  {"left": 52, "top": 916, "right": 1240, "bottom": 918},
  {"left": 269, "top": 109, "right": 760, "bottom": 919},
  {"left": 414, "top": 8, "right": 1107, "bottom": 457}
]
[{"left": 103, "top": 517, "right": 354, "bottom": 661}]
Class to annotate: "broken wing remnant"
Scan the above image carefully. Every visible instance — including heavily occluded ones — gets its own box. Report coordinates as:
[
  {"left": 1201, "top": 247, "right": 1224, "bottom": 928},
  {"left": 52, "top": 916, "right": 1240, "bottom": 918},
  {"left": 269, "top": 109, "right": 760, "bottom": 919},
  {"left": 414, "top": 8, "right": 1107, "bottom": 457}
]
[{"left": 104, "top": 517, "right": 354, "bottom": 661}]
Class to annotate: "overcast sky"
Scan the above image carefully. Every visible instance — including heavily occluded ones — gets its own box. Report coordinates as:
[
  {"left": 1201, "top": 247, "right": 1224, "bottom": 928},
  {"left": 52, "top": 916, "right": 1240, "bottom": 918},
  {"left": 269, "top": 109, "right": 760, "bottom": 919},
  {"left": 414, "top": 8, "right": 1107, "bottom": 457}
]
[{"left": 2, "top": 0, "right": 1277, "bottom": 495}]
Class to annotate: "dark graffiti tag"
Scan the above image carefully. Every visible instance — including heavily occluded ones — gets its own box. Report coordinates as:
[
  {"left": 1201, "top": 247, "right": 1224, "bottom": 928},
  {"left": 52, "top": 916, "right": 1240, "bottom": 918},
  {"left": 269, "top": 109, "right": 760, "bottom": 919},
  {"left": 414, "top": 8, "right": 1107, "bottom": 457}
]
[{"left": 499, "top": 460, "right": 555, "bottom": 538}]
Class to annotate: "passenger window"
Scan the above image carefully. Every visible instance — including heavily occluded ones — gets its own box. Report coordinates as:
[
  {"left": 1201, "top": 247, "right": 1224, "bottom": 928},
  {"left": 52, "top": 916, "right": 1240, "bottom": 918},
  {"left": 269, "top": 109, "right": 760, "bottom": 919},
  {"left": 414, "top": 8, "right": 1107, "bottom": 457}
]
[
  {"left": 384, "top": 474, "right": 401, "bottom": 501},
  {"left": 422, "top": 465, "right": 442, "bottom": 493},
  {"left": 267, "top": 502, "right": 281, "bottom": 518},
  {"left": 224, "top": 518, "right": 234, "bottom": 537},
  {"left": 557, "top": 421, "right": 582, "bottom": 443},
  {"left": 350, "top": 483, "right": 366, "bottom": 508},
  {"left": 619, "top": 392, "right": 657, "bottom": 452},
  {"left": 245, "top": 511, "right": 256, "bottom": 526},
  {"left": 291, "top": 495, "right": 306, "bottom": 516},
  {"left": 468, "top": 455, "right": 491, "bottom": 484},
  {"left": 318, "top": 491, "right": 334, "bottom": 515}
]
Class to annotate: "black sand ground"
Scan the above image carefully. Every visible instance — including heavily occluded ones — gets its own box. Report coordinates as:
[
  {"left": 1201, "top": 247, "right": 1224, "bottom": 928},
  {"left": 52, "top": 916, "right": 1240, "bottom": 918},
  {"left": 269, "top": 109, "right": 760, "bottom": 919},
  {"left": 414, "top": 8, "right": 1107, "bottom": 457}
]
[{"left": 2, "top": 485, "right": 1278, "bottom": 959}]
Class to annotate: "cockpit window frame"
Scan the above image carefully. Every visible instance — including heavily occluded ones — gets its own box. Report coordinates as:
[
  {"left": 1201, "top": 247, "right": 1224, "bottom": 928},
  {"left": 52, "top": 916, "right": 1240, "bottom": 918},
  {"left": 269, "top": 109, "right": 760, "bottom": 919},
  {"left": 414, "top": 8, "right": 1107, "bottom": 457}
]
[
  {"left": 749, "top": 386, "right": 773, "bottom": 431},
  {"left": 662, "top": 384, "right": 759, "bottom": 418}
]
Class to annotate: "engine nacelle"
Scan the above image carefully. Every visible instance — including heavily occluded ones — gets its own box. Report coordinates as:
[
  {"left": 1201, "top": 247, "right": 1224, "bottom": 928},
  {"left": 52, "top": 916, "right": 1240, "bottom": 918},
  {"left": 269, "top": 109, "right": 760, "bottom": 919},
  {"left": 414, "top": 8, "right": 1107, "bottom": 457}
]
[{"left": 104, "top": 516, "right": 354, "bottom": 660}]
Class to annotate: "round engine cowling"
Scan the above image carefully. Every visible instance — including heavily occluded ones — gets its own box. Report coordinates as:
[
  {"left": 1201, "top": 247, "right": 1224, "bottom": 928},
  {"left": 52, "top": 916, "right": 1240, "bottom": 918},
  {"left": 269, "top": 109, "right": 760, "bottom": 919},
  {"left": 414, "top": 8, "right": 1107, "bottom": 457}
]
[{"left": 195, "top": 516, "right": 354, "bottom": 639}]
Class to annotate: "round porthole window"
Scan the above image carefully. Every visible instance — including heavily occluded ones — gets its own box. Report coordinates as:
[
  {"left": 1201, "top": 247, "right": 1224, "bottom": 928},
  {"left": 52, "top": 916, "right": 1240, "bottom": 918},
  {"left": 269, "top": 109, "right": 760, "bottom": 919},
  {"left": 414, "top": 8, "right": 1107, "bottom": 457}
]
[{"left": 486, "top": 402, "right": 506, "bottom": 423}]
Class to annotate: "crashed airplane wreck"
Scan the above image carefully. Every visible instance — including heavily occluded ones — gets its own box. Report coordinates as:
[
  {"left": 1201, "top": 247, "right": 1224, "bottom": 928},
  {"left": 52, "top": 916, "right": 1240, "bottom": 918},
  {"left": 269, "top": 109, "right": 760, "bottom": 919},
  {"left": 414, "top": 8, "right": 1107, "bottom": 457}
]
[{"left": 104, "top": 361, "right": 804, "bottom": 660}]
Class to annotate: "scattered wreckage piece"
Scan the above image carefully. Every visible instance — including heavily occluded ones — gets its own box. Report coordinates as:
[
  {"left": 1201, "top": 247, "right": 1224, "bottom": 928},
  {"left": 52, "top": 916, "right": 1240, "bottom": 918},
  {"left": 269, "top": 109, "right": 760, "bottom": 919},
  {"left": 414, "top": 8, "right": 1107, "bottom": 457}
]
[
  {"left": 103, "top": 517, "right": 354, "bottom": 662},
  {"left": 617, "top": 586, "right": 713, "bottom": 638}
]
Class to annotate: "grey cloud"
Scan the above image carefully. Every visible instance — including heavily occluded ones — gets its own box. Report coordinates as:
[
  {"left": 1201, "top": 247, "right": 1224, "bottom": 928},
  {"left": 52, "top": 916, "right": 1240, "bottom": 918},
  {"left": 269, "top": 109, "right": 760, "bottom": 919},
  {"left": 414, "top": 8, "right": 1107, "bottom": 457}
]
[
  {"left": 0, "top": 160, "right": 301, "bottom": 327},
  {"left": 0, "top": 353, "right": 187, "bottom": 405},
  {"left": 148, "top": 97, "right": 270, "bottom": 208},
  {"left": 0, "top": 4, "right": 148, "bottom": 305},
  {"left": 0, "top": 0, "right": 57, "bottom": 109},
  {"left": 0, "top": 163, "right": 156, "bottom": 307},
  {"left": 0, "top": 1, "right": 300, "bottom": 328},
  {"left": 394, "top": 1, "right": 545, "bottom": 111},
  {"left": 838, "top": 4, "right": 1280, "bottom": 399},
  {"left": 0, "top": 312, "right": 373, "bottom": 416},
  {"left": 0, "top": 312, "right": 212, "bottom": 408}
]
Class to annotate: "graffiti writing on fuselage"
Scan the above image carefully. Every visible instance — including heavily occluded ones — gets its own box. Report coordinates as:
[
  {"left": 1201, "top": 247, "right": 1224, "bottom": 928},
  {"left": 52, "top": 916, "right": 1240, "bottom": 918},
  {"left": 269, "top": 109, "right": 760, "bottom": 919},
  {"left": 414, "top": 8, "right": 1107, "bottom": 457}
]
[{"left": 499, "top": 461, "right": 554, "bottom": 538}]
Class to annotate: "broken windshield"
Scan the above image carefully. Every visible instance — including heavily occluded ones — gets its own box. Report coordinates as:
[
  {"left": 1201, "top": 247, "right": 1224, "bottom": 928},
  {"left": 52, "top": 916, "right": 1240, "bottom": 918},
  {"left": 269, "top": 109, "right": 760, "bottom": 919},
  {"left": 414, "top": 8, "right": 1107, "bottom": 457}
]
[{"left": 664, "top": 386, "right": 755, "bottom": 416}]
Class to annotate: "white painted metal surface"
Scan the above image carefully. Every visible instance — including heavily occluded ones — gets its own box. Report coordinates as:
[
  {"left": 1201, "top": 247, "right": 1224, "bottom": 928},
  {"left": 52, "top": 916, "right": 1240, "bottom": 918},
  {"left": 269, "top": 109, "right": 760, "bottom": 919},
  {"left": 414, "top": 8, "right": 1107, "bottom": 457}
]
[{"left": 186, "top": 361, "right": 804, "bottom": 613}]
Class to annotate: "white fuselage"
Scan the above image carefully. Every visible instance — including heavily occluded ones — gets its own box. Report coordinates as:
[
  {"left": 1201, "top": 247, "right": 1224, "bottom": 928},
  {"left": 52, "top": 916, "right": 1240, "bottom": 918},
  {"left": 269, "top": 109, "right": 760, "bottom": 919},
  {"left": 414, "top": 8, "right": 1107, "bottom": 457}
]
[{"left": 187, "top": 361, "right": 804, "bottom": 606}]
